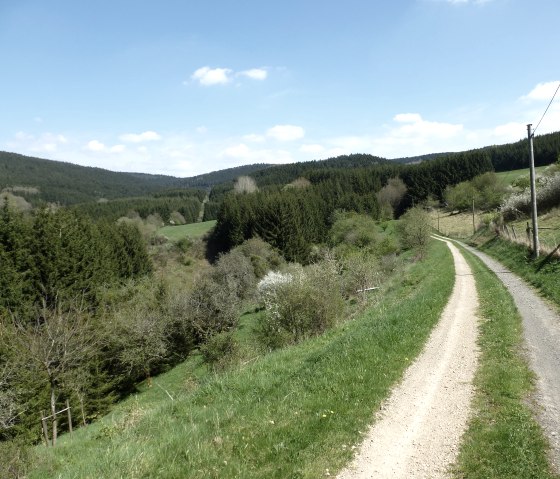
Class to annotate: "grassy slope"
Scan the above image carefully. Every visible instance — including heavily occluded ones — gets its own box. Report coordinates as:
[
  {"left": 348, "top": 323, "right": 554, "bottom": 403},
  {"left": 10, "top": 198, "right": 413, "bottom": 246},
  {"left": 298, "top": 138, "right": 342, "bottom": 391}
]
[
  {"left": 30, "top": 240, "right": 454, "bottom": 479},
  {"left": 158, "top": 220, "right": 217, "bottom": 242},
  {"left": 454, "top": 245, "right": 558, "bottom": 478}
]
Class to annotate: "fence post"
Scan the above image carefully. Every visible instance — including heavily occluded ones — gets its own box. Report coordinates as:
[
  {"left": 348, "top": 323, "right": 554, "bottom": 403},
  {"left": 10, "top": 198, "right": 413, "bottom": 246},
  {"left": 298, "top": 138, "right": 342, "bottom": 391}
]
[
  {"left": 66, "top": 399, "right": 73, "bottom": 438},
  {"left": 41, "top": 411, "right": 50, "bottom": 447}
]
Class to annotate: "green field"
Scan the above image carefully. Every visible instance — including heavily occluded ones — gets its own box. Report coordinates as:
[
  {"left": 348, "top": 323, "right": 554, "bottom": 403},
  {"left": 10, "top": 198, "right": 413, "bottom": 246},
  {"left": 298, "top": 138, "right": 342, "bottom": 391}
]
[
  {"left": 496, "top": 166, "right": 548, "bottom": 185},
  {"left": 158, "top": 220, "right": 216, "bottom": 242}
]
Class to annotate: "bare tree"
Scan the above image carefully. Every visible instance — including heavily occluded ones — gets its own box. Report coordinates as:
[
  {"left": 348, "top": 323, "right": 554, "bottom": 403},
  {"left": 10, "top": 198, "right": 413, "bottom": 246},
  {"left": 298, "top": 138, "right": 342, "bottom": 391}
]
[
  {"left": 108, "top": 305, "right": 169, "bottom": 387},
  {"left": 234, "top": 176, "right": 258, "bottom": 194},
  {"left": 0, "top": 360, "right": 19, "bottom": 431},
  {"left": 8, "top": 301, "right": 95, "bottom": 446},
  {"left": 376, "top": 177, "right": 407, "bottom": 219}
]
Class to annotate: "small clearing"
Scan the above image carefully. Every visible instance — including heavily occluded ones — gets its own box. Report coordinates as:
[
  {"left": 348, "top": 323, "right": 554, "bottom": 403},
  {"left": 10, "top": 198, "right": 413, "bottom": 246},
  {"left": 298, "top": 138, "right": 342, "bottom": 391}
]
[{"left": 337, "top": 237, "right": 480, "bottom": 479}]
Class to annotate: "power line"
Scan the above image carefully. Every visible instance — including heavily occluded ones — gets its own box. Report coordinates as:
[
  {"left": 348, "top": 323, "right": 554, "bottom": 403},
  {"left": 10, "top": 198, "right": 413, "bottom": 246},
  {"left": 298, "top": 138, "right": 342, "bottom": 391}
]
[{"left": 532, "top": 81, "right": 560, "bottom": 136}]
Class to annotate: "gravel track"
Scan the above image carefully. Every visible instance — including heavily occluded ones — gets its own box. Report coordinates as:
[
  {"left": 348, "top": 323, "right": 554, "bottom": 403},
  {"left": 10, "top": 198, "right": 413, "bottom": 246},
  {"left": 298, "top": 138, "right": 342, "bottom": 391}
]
[
  {"left": 457, "top": 240, "right": 560, "bottom": 472},
  {"left": 337, "top": 238, "right": 480, "bottom": 479}
]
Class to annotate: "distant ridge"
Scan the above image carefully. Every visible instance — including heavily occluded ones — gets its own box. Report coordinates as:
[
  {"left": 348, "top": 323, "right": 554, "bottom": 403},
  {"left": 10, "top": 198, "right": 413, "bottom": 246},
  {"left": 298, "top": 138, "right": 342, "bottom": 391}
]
[{"left": 2, "top": 130, "right": 559, "bottom": 205}]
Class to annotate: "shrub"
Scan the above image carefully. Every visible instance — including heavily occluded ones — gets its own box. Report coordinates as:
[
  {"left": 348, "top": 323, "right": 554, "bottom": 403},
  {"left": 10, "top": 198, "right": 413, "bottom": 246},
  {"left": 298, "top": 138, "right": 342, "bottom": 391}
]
[
  {"left": 501, "top": 173, "right": 560, "bottom": 219},
  {"left": 236, "top": 237, "right": 285, "bottom": 279},
  {"left": 329, "top": 211, "right": 379, "bottom": 250},
  {"left": 212, "top": 249, "right": 256, "bottom": 300},
  {"left": 397, "top": 207, "right": 432, "bottom": 258},
  {"left": 257, "top": 261, "right": 343, "bottom": 348},
  {"left": 199, "top": 332, "right": 237, "bottom": 370},
  {"left": 186, "top": 274, "right": 240, "bottom": 343},
  {"left": 169, "top": 211, "right": 186, "bottom": 225},
  {"left": 340, "top": 252, "right": 380, "bottom": 301}
]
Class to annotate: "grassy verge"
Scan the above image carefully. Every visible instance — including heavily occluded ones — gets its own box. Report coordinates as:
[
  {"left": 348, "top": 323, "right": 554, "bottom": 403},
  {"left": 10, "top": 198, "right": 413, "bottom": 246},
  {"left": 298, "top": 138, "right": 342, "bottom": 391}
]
[
  {"left": 29, "top": 239, "right": 454, "bottom": 479},
  {"left": 476, "top": 236, "right": 560, "bottom": 308},
  {"left": 158, "top": 220, "right": 216, "bottom": 242},
  {"left": 453, "top": 245, "right": 558, "bottom": 479}
]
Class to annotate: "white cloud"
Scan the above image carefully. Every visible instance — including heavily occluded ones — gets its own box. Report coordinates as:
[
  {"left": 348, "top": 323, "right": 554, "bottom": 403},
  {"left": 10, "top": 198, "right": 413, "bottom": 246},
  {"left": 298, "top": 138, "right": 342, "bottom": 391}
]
[
  {"left": 191, "top": 66, "right": 232, "bottom": 86},
  {"left": 110, "top": 144, "right": 126, "bottom": 153},
  {"left": 195, "top": 126, "right": 208, "bottom": 134},
  {"left": 222, "top": 143, "right": 251, "bottom": 158},
  {"left": 239, "top": 68, "right": 268, "bottom": 80},
  {"left": 521, "top": 81, "right": 560, "bottom": 102},
  {"left": 189, "top": 66, "right": 269, "bottom": 86},
  {"left": 243, "top": 133, "right": 266, "bottom": 143},
  {"left": 119, "top": 131, "right": 162, "bottom": 143},
  {"left": 394, "top": 113, "right": 423, "bottom": 123},
  {"left": 86, "top": 140, "right": 105, "bottom": 152},
  {"left": 300, "top": 144, "right": 325, "bottom": 154},
  {"left": 267, "top": 124, "right": 305, "bottom": 142}
]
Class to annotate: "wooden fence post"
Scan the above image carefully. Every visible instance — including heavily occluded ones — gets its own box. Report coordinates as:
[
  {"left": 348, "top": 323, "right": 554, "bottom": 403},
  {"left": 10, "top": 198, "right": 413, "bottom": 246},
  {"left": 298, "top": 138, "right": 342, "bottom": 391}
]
[
  {"left": 66, "top": 399, "right": 73, "bottom": 438},
  {"left": 41, "top": 411, "right": 50, "bottom": 447}
]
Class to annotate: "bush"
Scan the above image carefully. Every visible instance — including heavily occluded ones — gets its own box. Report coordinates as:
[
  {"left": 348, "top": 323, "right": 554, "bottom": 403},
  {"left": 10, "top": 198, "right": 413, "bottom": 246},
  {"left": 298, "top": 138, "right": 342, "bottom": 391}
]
[
  {"left": 236, "top": 237, "right": 284, "bottom": 279},
  {"left": 257, "top": 261, "right": 343, "bottom": 348},
  {"left": 329, "top": 211, "right": 379, "bottom": 250},
  {"left": 212, "top": 249, "right": 256, "bottom": 301},
  {"left": 445, "top": 172, "right": 506, "bottom": 212},
  {"left": 340, "top": 252, "right": 380, "bottom": 301},
  {"left": 501, "top": 173, "right": 560, "bottom": 219},
  {"left": 397, "top": 207, "right": 432, "bottom": 258},
  {"left": 187, "top": 274, "right": 241, "bottom": 343},
  {"left": 199, "top": 332, "right": 237, "bottom": 370}
]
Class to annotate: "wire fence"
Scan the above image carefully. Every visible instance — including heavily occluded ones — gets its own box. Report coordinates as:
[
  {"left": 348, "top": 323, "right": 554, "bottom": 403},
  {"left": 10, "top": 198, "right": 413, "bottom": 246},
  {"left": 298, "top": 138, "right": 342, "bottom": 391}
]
[{"left": 496, "top": 223, "right": 560, "bottom": 259}]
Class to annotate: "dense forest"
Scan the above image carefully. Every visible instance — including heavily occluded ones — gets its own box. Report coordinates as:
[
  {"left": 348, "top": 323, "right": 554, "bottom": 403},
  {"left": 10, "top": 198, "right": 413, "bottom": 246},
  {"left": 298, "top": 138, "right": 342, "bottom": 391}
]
[
  {"left": 0, "top": 151, "right": 184, "bottom": 205},
  {"left": 72, "top": 189, "right": 206, "bottom": 223},
  {"left": 209, "top": 150, "right": 493, "bottom": 262}
]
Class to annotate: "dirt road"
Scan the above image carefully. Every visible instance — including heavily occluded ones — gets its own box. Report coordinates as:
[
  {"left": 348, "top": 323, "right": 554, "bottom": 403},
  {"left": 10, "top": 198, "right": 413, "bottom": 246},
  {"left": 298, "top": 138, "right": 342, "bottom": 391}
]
[
  {"left": 458, "top": 241, "right": 560, "bottom": 472},
  {"left": 337, "top": 238, "right": 480, "bottom": 479}
]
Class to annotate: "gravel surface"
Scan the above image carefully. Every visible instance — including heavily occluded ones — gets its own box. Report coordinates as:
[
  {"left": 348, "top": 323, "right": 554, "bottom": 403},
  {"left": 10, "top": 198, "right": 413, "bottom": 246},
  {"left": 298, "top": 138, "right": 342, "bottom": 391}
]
[
  {"left": 337, "top": 238, "right": 480, "bottom": 479},
  {"left": 458, "top": 241, "right": 560, "bottom": 472}
]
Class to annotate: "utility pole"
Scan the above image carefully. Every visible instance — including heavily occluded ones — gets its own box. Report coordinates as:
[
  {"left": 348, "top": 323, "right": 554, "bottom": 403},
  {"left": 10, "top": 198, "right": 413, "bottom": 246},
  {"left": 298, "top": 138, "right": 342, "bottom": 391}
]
[
  {"left": 472, "top": 197, "right": 475, "bottom": 235},
  {"left": 527, "top": 124, "right": 539, "bottom": 258}
]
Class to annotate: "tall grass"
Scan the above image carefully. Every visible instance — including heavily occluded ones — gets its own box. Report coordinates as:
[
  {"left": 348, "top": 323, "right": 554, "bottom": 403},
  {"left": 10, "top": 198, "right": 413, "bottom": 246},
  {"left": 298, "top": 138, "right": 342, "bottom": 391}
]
[
  {"left": 454, "top": 245, "right": 558, "bottom": 478},
  {"left": 30, "top": 240, "right": 455, "bottom": 479}
]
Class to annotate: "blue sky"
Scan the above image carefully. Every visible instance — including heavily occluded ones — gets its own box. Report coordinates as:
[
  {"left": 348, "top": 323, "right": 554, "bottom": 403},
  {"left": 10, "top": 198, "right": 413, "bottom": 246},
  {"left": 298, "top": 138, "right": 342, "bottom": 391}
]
[{"left": 1, "top": 0, "right": 559, "bottom": 177}]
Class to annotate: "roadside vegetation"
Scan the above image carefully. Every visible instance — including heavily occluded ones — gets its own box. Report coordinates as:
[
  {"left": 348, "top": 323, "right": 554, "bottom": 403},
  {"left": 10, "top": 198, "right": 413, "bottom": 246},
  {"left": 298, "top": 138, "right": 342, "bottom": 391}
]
[
  {"left": 454, "top": 245, "right": 558, "bottom": 479},
  {"left": 26, "top": 239, "right": 454, "bottom": 479}
]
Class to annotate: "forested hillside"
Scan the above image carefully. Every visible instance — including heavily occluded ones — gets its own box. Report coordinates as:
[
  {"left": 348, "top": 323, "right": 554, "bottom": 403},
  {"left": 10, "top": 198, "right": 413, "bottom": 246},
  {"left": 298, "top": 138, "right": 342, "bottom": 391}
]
[
  {"left": 210, "top": 150, "right": 493, "bottom": 262},
  {"left": 72, "top": 189, "right": 206, "bottom": 223},
  {"left": 178, "top": 163, "right": 272, "bottom": 188},
  {"left": 0, "top": 151, "right": 183, "bottom": 205}
]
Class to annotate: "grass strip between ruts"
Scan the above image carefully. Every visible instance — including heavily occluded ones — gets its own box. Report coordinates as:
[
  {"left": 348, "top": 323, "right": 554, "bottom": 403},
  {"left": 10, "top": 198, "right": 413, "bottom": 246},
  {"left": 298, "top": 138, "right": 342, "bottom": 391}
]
[{"left": 453, "top": 244, "right": 559, "bottom": 479}]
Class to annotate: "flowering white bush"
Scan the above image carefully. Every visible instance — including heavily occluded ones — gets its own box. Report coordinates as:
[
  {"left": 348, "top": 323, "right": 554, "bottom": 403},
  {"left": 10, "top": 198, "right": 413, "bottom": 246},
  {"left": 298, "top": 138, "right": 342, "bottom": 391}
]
[
  {"left": 501, "top": 172, "right": 560, "bottom": 219},
  {"left": 257, "top": 262, "right": 343, "bottom": 349},
  {"left": 257, "top": 270, "right": 295, "bottom": 321}
]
